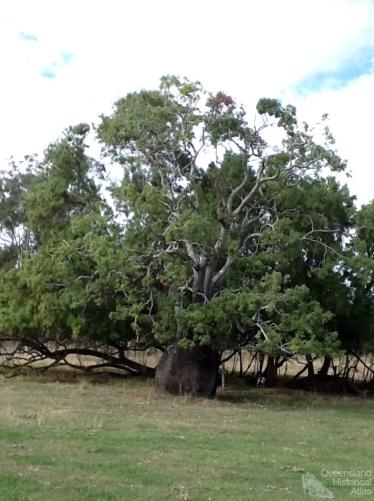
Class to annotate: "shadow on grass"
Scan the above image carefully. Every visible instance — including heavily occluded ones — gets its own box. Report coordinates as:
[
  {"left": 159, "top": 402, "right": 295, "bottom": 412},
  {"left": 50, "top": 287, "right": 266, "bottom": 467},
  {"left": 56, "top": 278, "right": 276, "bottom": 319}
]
[
  {"left": 1, "top": 366, "right": 372, "bottom": 414},
  {"left": 0, "top": 366, "right": 147, "bottom": 385},
  {"left": 216, "top": 385, "right": 374, "bottom": 417},
  {"left": 216, "top": 387, "right": 316, "bottom": 408}
]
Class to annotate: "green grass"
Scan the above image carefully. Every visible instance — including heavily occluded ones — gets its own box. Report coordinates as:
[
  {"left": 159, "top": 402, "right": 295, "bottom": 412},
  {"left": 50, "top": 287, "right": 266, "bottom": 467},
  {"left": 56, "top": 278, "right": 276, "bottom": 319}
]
[{"left": 0, "top": 372, "right": 373, "bottom": 500}]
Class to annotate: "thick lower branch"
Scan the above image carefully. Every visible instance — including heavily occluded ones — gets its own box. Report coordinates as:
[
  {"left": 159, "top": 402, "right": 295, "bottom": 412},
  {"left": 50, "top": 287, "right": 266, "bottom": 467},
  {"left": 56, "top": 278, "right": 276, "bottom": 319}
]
[{"left": 0, "top": 338, "right": 155, "bottom": 377}]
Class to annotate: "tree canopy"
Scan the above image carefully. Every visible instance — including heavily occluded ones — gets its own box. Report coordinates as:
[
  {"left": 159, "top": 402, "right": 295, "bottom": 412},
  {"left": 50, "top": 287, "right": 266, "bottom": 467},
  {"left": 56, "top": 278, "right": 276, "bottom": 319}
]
[{"left": 0, "top": 76, "right": 373, "bottom": 393}]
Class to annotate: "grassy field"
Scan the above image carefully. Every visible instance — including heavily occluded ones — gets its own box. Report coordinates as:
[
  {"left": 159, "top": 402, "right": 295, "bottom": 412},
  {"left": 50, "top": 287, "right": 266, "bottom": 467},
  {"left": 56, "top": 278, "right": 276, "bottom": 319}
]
[{"left": 0, "top": 372, "right": 373, "bottom": 500}]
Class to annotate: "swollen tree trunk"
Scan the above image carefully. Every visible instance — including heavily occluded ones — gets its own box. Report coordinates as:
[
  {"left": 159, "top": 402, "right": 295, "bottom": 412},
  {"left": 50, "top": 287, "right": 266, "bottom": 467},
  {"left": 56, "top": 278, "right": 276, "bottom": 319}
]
[{"left": 155, "top": 344, "right": 220, "bottom": 397}]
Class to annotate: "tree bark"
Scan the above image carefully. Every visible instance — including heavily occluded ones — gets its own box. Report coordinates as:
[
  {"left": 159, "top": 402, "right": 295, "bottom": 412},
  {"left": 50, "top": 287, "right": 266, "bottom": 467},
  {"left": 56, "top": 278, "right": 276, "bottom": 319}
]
[
  {"left": 318, "top": 355, "right": 331, "bottom": 381},
  {"left": 306, "top": 354, "right": 316, "bottom": 387},
  {"left": 155, "top": 344, "right": 220, "bottom": 397},
  {"left": 264, "top": 355, "right": 278, "bottom": 385}
]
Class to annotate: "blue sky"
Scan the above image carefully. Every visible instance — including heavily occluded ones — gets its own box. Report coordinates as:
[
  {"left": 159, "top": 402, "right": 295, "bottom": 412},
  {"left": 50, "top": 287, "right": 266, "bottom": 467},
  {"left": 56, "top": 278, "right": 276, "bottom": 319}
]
[
  {"left": 18, "top": 30, "right": 74, "bottom": 79},
  {"left": 19, "top": 31, "right": 37, "bottom": 42},
  {"left": 294, "top": 47, "right": 374, "bottom": 93},
  {"left": 1, "top": 0, "right": 374, "bottom": 204}
]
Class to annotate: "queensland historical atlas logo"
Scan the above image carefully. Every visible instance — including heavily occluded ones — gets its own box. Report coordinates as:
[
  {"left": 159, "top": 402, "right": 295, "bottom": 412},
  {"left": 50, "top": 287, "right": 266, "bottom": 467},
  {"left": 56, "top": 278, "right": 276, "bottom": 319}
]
[{"left": 302, "top": 469, "right": 372, "bottom": 498}]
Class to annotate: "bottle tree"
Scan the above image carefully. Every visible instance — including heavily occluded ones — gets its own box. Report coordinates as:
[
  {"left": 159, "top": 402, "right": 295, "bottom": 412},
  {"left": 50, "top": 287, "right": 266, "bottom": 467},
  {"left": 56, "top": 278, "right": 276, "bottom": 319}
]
[{"left": 98, "top": 76, "right": 347, "bottom": 396}]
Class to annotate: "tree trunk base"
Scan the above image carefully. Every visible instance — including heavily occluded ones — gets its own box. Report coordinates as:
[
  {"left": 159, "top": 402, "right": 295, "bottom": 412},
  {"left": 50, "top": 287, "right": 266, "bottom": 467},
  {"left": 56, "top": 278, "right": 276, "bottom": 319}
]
[
  {"left": 264, "top": 355, "right": 277, "bottom": 386},
  {"left": 155, "top": 345, "right": 219, "bottom": 397}
]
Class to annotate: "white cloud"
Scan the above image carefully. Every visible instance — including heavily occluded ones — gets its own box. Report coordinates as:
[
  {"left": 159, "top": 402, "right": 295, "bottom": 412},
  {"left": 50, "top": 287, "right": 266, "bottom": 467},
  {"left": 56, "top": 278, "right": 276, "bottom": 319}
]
[
  {"left": 285, "top": 72, "right": 374, "bottom": 205},
  {"left": 1, "top": 0, "right": 374, "bottom": 204}
]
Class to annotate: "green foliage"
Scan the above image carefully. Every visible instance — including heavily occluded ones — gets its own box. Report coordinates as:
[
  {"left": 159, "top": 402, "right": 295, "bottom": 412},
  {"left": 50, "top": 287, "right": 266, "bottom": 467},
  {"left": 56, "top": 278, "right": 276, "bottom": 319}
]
[
  {"left": 1, "top": 75, "right": 372, "bottom": 362},
  {"left": 256, "top": 98, "right": 297, "bottom": 129},
  {"left": 172, "top": 272, "right": 338, "bottom": 356},
  {"left": 0, "top": 125, "right": 140, "bottom": 345},
  {"left": 0, "top": 159, "right": 41, "bottom": 268},
  {"left": 25, "top": 124, "right": 104, "bottom": 240},
  {"left": 345, "top": 201, "right": 374, "bottom": 352},
  {"left": 97, "top": 77, "right": 358, "bottom": 356},
  {"left": 0, "top": 214, "right": 135, "bottom": 343}
]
